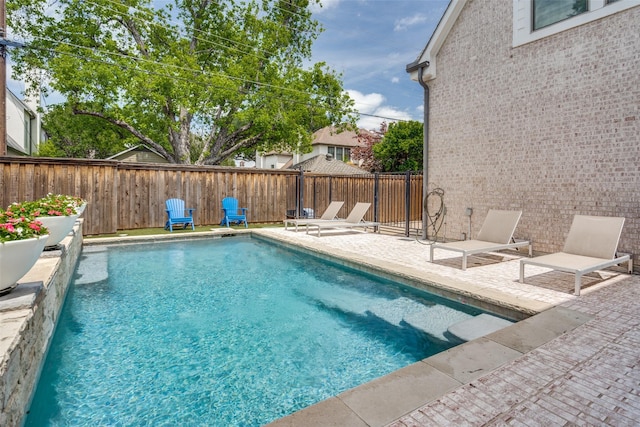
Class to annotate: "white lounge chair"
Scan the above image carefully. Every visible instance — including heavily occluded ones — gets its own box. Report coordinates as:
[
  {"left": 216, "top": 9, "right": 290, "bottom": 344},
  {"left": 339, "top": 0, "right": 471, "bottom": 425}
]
[
  {"left": 429, "top": 210, "right": 531, "bottom": 270},
  {"left": 305, "top": 202, "right": 379, "bottom": 237},
  {"left": 520, "top": 215, "right": 632, "bottom": 296},
  {"left": 284, "top": 201, "right": 344, "bottom": 231}
]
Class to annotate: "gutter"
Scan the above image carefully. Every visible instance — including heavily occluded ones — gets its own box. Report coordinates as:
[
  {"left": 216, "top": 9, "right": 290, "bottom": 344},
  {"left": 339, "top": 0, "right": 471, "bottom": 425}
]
[{"left": 406, "top": 60, "right": 431, "bottom": 239}]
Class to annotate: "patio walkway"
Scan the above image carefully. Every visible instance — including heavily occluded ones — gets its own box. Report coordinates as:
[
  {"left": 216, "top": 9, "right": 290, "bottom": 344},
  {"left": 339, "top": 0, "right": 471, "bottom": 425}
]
[{"left": 255, "top": 227, "right": 639, "bottom": 426}]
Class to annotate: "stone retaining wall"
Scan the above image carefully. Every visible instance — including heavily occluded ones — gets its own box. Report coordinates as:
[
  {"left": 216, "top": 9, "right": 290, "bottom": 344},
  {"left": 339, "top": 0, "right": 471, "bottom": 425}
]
[{"left": 0, "top": 220, "right": 83, "bottom": 427}]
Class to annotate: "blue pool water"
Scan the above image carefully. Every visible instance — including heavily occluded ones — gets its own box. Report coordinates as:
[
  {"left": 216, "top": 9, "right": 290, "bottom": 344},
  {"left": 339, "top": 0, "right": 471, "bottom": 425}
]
[{"left": 26, "top": 236, "right": 485, "bottom": 426}]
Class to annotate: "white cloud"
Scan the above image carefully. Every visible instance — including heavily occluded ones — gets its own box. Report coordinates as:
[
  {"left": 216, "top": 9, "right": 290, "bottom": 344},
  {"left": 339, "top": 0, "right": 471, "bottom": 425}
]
[
  {"left": 312, "top": 0, "right": 341, "bottom": 13},
  {"left": 391, "top": 77, "right": 399, "bottom": 84},
  {"left": 347, "top": 89, "right": 415, "bottom": 131},
  {"left": 347, "top": 89, "right": 385, "bottom": 114},
  {"left": 394, "top": 13, "right": 428, "bottom": 31}
]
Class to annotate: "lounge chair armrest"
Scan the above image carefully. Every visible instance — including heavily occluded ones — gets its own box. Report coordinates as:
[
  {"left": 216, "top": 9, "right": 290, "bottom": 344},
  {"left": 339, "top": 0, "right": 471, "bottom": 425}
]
[{"left": 187, "top": 208, "right": 195, "bottom": 214}]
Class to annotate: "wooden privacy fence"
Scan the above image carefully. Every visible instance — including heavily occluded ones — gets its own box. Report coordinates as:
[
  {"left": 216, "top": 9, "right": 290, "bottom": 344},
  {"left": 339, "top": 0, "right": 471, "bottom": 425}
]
[{"left": 0, "top": 157, "right": 423, "bottom": 236}]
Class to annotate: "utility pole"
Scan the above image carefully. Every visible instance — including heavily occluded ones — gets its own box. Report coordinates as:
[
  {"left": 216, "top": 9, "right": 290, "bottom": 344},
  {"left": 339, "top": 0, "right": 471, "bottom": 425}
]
[{"left": 0, "top": 0, "right": 6, "bottom": 156}]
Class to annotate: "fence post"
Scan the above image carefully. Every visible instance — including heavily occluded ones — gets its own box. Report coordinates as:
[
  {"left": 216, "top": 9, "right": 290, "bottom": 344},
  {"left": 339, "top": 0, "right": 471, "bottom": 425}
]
[
  {"left": 312, "top": 176, "right": 317, "bottom": 217},
  {"left": 297, "top": 170, "right": 304, "bottom": 217},
  {"left": 374, "top": 173, "right": 379, "bottom": 224},
  {"left": 405, "top": 171, "right": 412, "bottom": 237}
]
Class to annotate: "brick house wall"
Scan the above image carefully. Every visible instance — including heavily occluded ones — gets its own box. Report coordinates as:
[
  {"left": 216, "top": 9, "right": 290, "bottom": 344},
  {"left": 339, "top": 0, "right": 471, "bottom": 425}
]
[{"left": 420, "top": 0, "right": 639, "bottom": 266}]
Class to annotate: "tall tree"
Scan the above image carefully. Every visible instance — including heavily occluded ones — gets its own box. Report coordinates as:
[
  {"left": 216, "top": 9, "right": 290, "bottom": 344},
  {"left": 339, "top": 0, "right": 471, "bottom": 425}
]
[
  {"left": 8, "top": 0, "right": 355, "bottom": 164},
  {"left": 373, "top": 121, "right": 423, "bottom": 172}
]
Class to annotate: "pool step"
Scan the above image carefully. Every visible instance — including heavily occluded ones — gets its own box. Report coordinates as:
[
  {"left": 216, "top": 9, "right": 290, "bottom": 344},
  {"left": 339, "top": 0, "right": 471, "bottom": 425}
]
[
  {"left": 74, "top": 246, "right": 109, "bottom": 285},
  {"left": 303, "top": 285, "right": 473, "bottom": 341},
  {"left": 447, "top": 313, "right": 514, "bottom": 342}
]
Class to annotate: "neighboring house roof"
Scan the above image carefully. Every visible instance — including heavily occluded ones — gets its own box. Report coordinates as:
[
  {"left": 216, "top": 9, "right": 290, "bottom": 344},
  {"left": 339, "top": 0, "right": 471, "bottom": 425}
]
[
  {"left": 107, "top": 144, "right": 169, "bottom": 163},
  {"left": 311, "top": 126, "right": 365, "bottom": 148},
  {"left": 260, "top": 126, "right": 368, "bottom": 156},
  {"left": 282, "top": 157, "right": 293, "bottom": 169},
  {"left": 290, "top": 154, "right": 368, "bottom": 175}
]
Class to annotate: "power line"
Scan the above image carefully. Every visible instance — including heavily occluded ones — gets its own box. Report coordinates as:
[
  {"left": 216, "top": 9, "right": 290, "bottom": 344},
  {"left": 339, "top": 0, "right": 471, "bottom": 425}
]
[
  {"left": 6, "top": 1, "right": 414, "bottom": 123},
  {"left": 9, "top": 37, "right": 411, "bottom": 124}
]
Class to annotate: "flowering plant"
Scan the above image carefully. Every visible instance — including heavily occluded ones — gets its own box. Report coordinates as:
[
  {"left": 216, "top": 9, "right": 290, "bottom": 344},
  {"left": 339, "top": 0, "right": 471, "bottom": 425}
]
[
  {"left": 6, "top": 193, "right": 86, "bottom": 218},
  {"left": 0, "top": 211, "right": 49, "bottom": 243}
]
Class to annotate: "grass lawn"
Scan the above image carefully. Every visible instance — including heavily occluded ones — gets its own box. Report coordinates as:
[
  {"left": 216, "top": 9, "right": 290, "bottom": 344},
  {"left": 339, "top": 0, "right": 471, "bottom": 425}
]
[{"left": 84, "top": 223, "right": 282, "bottom": 239}]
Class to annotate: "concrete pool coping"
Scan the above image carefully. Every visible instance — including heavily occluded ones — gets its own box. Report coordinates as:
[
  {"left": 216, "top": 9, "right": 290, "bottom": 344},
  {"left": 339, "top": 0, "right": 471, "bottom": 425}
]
[{"left": 4, "top": 226, "right": 635, "bottom": 426}]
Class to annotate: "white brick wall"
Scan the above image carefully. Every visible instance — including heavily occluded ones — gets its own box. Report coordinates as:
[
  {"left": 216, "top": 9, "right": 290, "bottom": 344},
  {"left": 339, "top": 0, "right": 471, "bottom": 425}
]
[{"left": 425, "top": 1, "right": 639, "bottom": 265}]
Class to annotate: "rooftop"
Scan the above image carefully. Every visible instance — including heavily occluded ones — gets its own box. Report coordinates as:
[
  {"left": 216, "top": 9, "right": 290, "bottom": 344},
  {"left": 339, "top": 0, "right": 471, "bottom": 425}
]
[
  {"left": 311, "top": 126, "right": 373, "bottom": 148},
  {"left": 290, "top": 154, "right": 369, "bottom": 175}
]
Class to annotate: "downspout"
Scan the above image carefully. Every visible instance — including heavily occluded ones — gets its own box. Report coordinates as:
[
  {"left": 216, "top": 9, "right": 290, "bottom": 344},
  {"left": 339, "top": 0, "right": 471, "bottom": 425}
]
[{"left": 417, "top": 66, "right": 430, "bottom": 240}]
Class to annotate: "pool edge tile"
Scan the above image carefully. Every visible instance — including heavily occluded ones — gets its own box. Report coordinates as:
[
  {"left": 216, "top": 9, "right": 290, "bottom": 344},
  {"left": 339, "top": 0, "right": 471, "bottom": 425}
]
[
  {"left": 485, "top": 306, "right": 594, "bottom": 353},
  {"left": 265, "top": 396, "right": 369, "bottom": 427},
  {"left": 423, "top": 337, "right": 523, "bottom": 384},
  {"left": 337, "top": 361, "right": 462, "bottom": 427}
]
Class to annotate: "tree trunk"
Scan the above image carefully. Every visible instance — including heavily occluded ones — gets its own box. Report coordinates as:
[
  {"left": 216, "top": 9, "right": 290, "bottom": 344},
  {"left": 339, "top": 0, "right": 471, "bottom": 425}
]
[{"left": 171, "top": 106, "right": 193, "bottom": 164}]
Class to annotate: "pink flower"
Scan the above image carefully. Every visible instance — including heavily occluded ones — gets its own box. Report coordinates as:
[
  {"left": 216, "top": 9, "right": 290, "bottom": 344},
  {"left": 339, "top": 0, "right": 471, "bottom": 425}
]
[{"left": 1, "top": 223, "right": 15, "bottom": 233}]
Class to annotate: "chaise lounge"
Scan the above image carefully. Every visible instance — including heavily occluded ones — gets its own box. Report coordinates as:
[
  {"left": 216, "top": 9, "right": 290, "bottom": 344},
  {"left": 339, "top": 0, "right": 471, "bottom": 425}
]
[
  {"left": 284, "top": 201, "right": 344, "bottom": 231},
  {"left": 520, "top": 215, "right": 632, "bottom": 296},
  {"left": 305, "top": 202, "right": 379, "bottom": 237},
  {"left": 429, "top": 210, "right": 531, "bottom": 270}
]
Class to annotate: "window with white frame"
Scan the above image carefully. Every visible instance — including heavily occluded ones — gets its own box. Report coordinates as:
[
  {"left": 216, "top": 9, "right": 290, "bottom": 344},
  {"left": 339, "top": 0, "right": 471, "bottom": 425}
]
[
  {"left": 327, "top": 146, "right": 351, "bottom": 162},
  {"left": 532, "top": 0, "right": 587, "bottom": 30},
  {"left": 513, "top": 0, "right": 638, "bottom": 47}
]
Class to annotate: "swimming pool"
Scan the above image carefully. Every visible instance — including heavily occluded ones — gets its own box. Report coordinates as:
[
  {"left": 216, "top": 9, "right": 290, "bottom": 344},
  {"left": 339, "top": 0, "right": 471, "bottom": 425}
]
[{"left": 25, "top": 236, "right": 487, "bottom": 426}]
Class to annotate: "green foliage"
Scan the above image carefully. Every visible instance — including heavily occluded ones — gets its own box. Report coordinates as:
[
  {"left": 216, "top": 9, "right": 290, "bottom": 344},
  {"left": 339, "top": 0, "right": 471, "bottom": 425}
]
[
  {"left": 373, "top": 121, "right": 424, "bottom": 172},
  {"left": 37, "top": 105, "right": 134, "bottom": 158},
  {"left": 9, "top": 0, "right": 356, "bottom": 164}
]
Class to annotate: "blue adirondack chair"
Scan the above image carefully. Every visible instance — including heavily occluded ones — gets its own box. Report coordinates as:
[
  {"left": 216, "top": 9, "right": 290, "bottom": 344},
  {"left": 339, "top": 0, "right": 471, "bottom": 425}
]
[
  {"left": 164, "top": 198, "right": 195, "bottom": 232},
  {"left": 221, "top": 197, "right": 248, "bottom": 228}
]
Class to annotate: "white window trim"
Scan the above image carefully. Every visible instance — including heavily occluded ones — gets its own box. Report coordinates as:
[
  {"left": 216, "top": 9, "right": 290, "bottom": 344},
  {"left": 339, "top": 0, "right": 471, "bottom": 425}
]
[{"left": 513, "top": 0, "right": 639, "bottom": 47}]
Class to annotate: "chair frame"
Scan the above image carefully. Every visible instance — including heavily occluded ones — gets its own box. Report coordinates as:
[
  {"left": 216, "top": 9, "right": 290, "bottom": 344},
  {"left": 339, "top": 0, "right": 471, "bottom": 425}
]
[
  {"left": 520, "top": 215, "right": 632, "bottom": 295},
  {"left": 305, "top": 202, "right": 379, "bottom": 237},
  {"left": 164, "top": 198, "right": 195, "bottom": 232},
  {"left": 284, "top": 201, "right": 344, "bottom": 231},
  {"left": 429, "top": 210, "right": 531, "bottom": 270},
  {"left": 221, "top": 197, "right": 248, "bottom": 228}
]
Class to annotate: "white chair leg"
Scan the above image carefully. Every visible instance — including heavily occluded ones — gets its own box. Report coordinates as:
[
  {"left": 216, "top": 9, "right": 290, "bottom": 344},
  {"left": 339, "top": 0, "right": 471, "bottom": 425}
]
[{"left": 574, "top": 274, "right": 582, "bottom": 296}]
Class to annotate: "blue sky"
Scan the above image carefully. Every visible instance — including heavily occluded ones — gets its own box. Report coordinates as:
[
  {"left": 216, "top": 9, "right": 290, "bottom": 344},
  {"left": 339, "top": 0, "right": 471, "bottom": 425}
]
[
  {"left": 311, "top": 0, "right": 449, "bottom": 129},
  {"left": 7, "top": 0, "right": 449, "bottom": 131}
]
